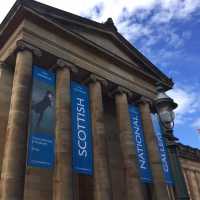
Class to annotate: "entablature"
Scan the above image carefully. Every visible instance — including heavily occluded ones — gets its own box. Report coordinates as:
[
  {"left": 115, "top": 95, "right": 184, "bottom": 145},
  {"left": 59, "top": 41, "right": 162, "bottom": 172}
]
[
  {"left": 0, "top": 18, "right": 159, "bottom": 101},
  {"left": 0, "top": 0, "right": 173, "bottom": 91}
]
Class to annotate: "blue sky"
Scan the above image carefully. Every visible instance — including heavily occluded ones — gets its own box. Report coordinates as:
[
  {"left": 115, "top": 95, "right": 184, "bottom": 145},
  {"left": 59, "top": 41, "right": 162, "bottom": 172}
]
[{"left": 1, "top": 0, "right": 200, "bottom": 148}]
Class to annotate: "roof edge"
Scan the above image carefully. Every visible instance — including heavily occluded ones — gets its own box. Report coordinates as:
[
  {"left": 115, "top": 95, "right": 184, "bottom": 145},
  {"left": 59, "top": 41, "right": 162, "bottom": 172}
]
[
  {"left": 178, "top": 143, "right": 200, "bottom": 162},
  {"left": 0, "top": 0, "right": 173, "bottom": 89}
]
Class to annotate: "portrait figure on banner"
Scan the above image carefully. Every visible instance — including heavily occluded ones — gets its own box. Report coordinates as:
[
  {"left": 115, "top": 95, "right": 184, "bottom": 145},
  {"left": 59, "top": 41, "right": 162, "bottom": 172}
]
[{"left": 30, "top": 77, "right": 55, "bottom": 134}]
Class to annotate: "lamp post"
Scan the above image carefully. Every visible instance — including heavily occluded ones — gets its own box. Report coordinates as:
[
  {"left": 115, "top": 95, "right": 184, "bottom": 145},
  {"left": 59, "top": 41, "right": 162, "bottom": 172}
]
[{"left": 154, "top": 83, "right": 190, "bottom": 200}]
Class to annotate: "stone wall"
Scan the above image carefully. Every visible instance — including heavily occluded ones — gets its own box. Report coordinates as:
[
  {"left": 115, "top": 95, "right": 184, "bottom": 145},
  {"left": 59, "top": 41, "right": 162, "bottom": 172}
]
[{"left": 178, "top": 144, "right": 200, "bottom": 200}]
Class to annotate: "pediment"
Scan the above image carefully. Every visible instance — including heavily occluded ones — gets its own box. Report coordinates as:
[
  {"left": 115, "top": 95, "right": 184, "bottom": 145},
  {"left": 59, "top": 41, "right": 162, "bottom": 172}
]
[
  {"left": 0, "top": 0, "right": 173, "bottom": 89},
  {"left": 26, "top": 1, "right": 138, "bottom": 65},
  {"left": 62, "top": 26, "right": 136, "bottom": 64}
]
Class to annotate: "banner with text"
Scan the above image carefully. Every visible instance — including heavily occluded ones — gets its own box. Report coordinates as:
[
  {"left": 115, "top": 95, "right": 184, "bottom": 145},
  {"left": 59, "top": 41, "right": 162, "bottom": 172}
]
[
  {"left": 71, "top": 81, "right": 93, "bottom": 175},
  {"left": 151, "top": 114, "right": 174, "bottom": 185},
  {"left": 129, "top": 105, "right": 152, "bottom": 183},
  {"left": 27, "top": 66, "right": 55, "bottom": 168}
]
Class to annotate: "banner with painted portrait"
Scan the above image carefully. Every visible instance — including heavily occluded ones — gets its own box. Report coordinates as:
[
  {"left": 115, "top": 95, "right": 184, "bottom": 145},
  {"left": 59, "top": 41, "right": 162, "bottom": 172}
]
[{"left": 27, "top": 65, "right": 55, "bottom": 168}]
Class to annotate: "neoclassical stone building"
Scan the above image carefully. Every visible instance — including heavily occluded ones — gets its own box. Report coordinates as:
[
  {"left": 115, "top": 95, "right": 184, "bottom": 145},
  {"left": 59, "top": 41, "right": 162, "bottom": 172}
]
[
  {"left": 178, "top": 144, "right": 200, "bottom": 200},
  {"left": 0, "top": 0, "right": 199, "bottom": 200}
]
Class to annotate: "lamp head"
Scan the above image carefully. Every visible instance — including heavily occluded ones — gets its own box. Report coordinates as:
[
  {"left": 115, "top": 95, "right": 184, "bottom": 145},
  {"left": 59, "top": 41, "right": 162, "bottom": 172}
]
[{"left": 154, "top": 82, "right": 177, "bottom": 129}]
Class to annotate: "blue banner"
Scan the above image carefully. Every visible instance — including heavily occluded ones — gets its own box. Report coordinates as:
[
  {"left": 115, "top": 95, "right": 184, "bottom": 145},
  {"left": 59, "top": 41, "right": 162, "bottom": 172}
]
[
  {"left": 71, "top": 81, "right": 93, "bottom": 175},
  {"left": 151, "top": 114, "right": 174, "bottom": 185},
  {"left": 129, "top": 105, "right": 152, "bottom": 183},
  {"left": 27, "top": 66, "right": 55, "bottom": 168}
]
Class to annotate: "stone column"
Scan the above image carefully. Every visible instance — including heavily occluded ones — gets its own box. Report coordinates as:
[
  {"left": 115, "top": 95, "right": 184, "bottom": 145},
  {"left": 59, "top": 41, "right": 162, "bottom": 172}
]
[
  {"left": 0, "top": 61, "right": 4, "bottom": 78},
  {"left": 195, "top": 171, "right": 200, "bottom": 198},
  {"left": 114, "top": 87, "right": 144, "bottom": 200},
  {"left": 0, "top": 40, "right": 41, "bottom": 200},
  {"left": 53, "top": 59, "right": 78, "bottom": 200},
  {"left": 187, "top": 170, "right": 199, "bottom": 200},
  {"left": 0, "top": 62, "right": 13, "bottom": 194},
  {"left": 89, "top": 75, "right": 112, "bottom": 200},
  {"left": 139, "top": 99, "right": 169, "bottom": 200},
  {"left": 182, "top": 168, "right": 191, "bottom": 198},
  {"left": 184, "top": 170, "right": 192, "bottom": 199},
  {"left": 195, "top": 171, "right": 200, "bottom": 197}
]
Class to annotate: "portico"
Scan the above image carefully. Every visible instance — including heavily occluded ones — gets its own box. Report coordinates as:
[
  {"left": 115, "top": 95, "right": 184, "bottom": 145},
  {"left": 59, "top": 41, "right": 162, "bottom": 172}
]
[{"left": 0, "top": 1, "right": 179, "bottom": 200}]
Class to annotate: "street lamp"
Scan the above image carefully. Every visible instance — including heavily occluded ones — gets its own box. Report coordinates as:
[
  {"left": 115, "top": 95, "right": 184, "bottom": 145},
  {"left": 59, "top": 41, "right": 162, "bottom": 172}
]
[{"left": 154, "top": 82, "right": 190, "bottom": 200}]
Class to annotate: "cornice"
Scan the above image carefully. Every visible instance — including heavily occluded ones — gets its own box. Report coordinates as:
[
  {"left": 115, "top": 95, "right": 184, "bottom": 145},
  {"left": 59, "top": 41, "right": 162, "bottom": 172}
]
[
  {"left": 25, "top": 0, "right": 172, "bottom": 87},
  {"left": 20, "top": 27, "right": 157, "bottom": 99},
  {"left": 1, "top": 7, "right": 158, "bottom": 89},
  {"left": 40, "top": 11, "right": 172, "bottom": 88},
  {"left": 27, "top": 8, "right": 170, "bottom": 90},
  {"left": 0, "top": 0, "right": 173, "bottom": 89},
  {"left": 178, "top": 143, "right": 200, "bottom": 162}
]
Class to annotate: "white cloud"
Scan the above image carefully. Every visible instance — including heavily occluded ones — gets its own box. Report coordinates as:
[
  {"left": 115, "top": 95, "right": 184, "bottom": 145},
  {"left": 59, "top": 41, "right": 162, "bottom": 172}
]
[
  {"left": 192, "top": 118, "right": 200, "bottom": 129},
  {"left": 167, "top": 85, "right": 200, "bottom": 124},
  {"left": 1, "top": 1, "right": 200, "bottom": 147},
  {"left": 1, "top": 1, "right": 198, "bottom": 52},
  {"left": 151, "top": 0, "right": 200, "bottom": 24},
  {"left": 0, "top": 1, "right": 199, "bottom": 111},
  {"left": 0, "top": 0, "right": 15, "bottom": 23}
]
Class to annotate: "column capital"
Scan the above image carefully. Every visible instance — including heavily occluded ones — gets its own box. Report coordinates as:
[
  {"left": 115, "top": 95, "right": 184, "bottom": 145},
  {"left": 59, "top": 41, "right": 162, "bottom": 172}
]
[
  {"left": 136, "top": 96, "right": 153, "bottom": 106},
  {"left": 109, "top": 86, "right": 133, "bottom": 99},
  {"left": 16, "top": 40, "right": 42, "bottom": 57},
  {"left": 83, "top": 74, "right": 108, "bottom": 87},
  {"left": 53, "top": 59, "right": 78, "bottom": 73}
]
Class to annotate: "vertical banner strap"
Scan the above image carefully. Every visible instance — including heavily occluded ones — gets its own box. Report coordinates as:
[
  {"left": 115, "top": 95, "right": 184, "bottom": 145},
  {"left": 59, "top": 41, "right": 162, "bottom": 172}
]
[
  {"left": 129, "top": 105, "right": 153, "bottom": 183},
  {"left": 151, "top": 114, "right": 174, "bottom": 185},
  {"left": 71, "top": 81, "right": 93, "bottom": 175},
  {"left": 27, "top": 65, "right": 55, "bottom": 168}
]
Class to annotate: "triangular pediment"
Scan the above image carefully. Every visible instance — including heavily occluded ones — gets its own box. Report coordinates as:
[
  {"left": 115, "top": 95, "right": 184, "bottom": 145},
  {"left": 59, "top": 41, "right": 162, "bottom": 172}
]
[
  {"left": 0, "top": 0, "right": 173, "bottom": 88},
  {"left": 54, "top": 23, "right": 138, "bottom": 66},
  {"left": 25, "top": 1, "right": 140, "bottom": 64}
]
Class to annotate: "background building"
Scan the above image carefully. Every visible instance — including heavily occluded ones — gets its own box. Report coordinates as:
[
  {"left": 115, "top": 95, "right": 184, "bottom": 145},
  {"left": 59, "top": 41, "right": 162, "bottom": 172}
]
[{"left": 178, "top": 143, "right": 200, "bottom": 200}]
